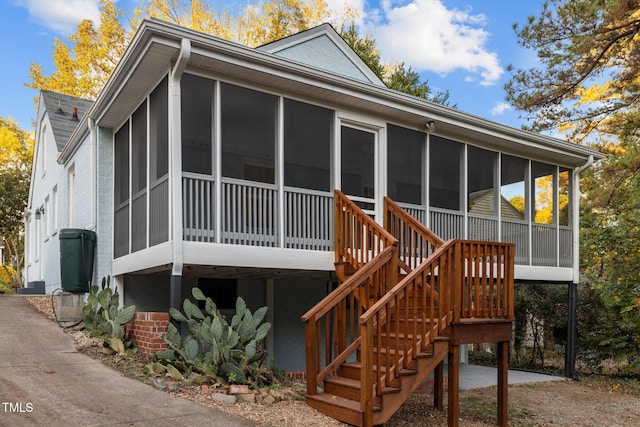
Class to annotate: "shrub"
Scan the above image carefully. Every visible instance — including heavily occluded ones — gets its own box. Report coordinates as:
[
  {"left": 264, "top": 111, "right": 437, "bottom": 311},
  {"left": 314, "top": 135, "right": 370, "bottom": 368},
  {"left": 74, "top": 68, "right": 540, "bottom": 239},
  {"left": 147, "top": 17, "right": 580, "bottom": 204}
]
[
  {"left": 151, "top": 287, "right": 275, "bottom": 388},
  {"left": 82, "top": 276, "right": 136, "bottom": 354}
]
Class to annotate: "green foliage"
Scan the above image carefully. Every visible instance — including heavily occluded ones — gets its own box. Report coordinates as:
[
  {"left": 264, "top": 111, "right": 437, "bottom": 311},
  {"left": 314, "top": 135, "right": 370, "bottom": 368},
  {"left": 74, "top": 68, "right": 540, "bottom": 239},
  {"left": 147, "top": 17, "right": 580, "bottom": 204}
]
[
  {"left": 578, "top": 133, "right": 640, "bottom": 376},
  {"left": 152, "top": 288, "right": 275, "bottom": 388},
  {"left": 82, "top": 276, "right": 136, "bottom": 354},
  {"left": 512, "top": 283, "right": 567, "bottom": 368},
  {"left": 0, "top": 117, "right": 33, "bottom": 289},
  {"left": 505, "top": 0, "right": 640, "bottom": 142}
]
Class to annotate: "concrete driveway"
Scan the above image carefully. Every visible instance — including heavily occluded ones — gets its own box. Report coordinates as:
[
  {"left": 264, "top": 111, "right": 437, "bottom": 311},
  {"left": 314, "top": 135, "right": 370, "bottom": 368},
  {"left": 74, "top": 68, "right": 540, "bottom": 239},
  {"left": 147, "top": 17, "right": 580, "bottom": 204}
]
[{"left": 0, "top": 295, "right": 255, "bottom": 426}]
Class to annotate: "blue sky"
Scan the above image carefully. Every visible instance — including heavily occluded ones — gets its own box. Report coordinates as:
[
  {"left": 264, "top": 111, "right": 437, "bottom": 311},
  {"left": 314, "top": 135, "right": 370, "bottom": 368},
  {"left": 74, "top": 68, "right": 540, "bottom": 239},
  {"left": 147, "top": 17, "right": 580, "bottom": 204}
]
[{"left": 0, "top": 0, "right": 543, "bottom": 134}]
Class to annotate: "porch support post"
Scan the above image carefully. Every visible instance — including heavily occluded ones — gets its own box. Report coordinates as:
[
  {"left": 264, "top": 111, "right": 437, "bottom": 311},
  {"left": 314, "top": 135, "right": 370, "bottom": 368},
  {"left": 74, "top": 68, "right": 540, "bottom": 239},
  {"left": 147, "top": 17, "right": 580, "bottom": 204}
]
[
  {"left": 447, "top": 345, "right": 459, "bottom": 427},
  {"left": 434, "top": 359, "right": 444, "bottom": 410},
  {"left": 170, "top": 274, "right": 182, "bottom": 327},
  {"left": 566, "top": 282, "right": 577, "bottom": 378},
  {"left": 497, "top": 341, "right": 509, "bottom": 427}
]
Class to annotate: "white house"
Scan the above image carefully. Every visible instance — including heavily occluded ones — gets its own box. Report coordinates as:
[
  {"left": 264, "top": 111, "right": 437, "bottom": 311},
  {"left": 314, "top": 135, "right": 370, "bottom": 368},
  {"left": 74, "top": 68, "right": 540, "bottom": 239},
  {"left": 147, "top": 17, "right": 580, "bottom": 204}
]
[{"left": 25, "top": 20, "right": 603, "bottom": 382}]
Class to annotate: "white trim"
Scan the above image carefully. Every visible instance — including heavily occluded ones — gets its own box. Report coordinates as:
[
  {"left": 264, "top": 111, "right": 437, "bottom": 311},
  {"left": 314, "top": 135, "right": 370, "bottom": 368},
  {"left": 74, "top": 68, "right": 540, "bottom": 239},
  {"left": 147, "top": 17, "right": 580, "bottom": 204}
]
[{"left": 183, "top": 242, "right": 333, "bottom": 271}]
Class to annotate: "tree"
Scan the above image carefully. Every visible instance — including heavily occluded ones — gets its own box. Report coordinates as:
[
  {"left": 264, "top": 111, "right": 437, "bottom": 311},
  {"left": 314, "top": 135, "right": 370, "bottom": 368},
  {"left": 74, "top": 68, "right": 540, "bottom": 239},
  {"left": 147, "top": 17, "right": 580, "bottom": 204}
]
[
  {"left": 27, "top": 0, "right": 126, "bottom": 100},
  {"left": 340, "top": 24, "right": 454, "bottom": 105},
  {"left": 0, "top": 117, "right": 33, "bottom": 289},
  {"left": 135, "top": 0, "right": 331, "bottom": 47},
  {"left": 505, "top": 0, "right": 640, "bottom": 143},
  {"left": 580, "top": 133, "right": 640, "bottom": 372}
]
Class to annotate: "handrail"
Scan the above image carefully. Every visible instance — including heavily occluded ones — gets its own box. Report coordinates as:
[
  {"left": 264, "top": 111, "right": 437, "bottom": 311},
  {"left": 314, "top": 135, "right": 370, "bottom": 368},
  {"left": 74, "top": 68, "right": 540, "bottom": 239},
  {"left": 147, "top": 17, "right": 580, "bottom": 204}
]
[
  {"left": 335, "top": 190, "right": 398, "bottom": 269},
  {"left": 358, "top": 239, "right": 514, "bottom": 419},
  {"left": 384, "top": 197, "right": 445, "bottom": 272},
  {"left": 301, "top": 246, "right": 396, "bottom": 396}
]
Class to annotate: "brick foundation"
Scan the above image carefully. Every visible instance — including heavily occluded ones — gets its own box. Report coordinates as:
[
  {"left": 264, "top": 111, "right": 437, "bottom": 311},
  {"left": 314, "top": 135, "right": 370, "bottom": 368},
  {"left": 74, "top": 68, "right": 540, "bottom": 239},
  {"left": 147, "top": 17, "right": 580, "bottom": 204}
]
[{"left": 128, "top": 312, "right": 170, "bottom": 358}]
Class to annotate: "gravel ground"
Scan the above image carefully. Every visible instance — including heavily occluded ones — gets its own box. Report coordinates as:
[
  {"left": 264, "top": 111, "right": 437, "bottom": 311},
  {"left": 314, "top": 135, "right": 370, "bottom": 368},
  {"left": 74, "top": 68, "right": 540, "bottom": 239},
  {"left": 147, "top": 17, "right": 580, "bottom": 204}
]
[{"left": 23, "top": 295, "right": 640, "bottom": 426}]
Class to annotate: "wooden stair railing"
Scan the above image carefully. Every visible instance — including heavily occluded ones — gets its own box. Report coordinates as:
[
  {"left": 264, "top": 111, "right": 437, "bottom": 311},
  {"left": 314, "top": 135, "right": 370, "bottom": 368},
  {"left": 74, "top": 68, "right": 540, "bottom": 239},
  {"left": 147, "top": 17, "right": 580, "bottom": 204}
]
[
  {"left": 302, "top": 192, "right": 515, "bottom": 427},
  {"left": 384, "top": 196, "right": 445, "bottom": 272},
  {"left": 335, "top": 190, "right": 398, "bottom": 275},
  {"left": 301, "top": 245, "right": 397, "bottom": 398}
]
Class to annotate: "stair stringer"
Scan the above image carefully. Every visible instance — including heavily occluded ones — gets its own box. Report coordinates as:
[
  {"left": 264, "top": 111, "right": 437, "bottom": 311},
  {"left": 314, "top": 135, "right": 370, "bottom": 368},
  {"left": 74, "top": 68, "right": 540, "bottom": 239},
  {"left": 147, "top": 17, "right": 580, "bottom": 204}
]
[{"left": 373, "top": 338, "right": 449, "bottom": 425}]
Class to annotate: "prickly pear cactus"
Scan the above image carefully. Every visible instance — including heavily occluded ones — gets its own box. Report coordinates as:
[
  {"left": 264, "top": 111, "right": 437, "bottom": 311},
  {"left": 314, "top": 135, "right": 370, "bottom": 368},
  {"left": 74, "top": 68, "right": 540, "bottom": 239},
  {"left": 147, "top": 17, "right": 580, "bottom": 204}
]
[{"left": 153, "top": 287, "right": 275, "bottom": 387}]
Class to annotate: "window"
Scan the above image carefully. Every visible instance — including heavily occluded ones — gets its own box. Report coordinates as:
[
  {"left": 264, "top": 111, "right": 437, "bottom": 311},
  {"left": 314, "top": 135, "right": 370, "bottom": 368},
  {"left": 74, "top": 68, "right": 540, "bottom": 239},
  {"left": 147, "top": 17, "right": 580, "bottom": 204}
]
[
  {"left": 532, "top": 161, "right": 556, "bottom": 224},
  {"left": 41, "top": 124, "right": 47, "bottom": 177},
  {"left": 182, "top": 73, "right": 213, "bottom": 175},
  {"left": 52, "top": 185, "right": 58, "bottom": 233},
  {"left": 44, "top": 196, "right": 50, "bottom": 238},
  {"left": 500, "top": 155, "right": 527, "bottom": 220},
  {"left": 341, "top": 126, "right": 375, "bottom": 199},
  {"left": 429, "top": 136, "right": 462, "bottom": 211},
  {"left": 467, "top": 146, "right": 497, "bottom": 215},
  {"left": 68, "top": 165, "right": 75, "bottom": 227},
  {"left": 283, "top": 99, "right": 332, "bottom": 191},
  {"left": 114, "top": 122, "right": 130, "bottom": 258},
  {"left": 221, "top": 83, "right": 277, "bottom": 183},
  {"left": 387, "top": 124, "right": 424, "bottom": 205}
]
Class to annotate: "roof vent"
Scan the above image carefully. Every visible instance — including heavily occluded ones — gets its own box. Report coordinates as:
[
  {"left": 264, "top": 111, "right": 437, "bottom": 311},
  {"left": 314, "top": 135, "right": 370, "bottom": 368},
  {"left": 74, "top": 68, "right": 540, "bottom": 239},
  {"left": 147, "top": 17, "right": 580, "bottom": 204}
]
[
  {"left": 70, "top": 107, "right": 79, "bottom": 121},
  {"left": 55, "top": 99, "right": 65, "bottom": 115}
]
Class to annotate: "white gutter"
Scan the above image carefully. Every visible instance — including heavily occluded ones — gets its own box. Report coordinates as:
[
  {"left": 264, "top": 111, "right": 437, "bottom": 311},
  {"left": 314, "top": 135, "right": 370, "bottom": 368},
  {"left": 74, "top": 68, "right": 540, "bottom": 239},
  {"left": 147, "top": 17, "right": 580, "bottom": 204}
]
[
  {"left": 169, "top": 38, "right": 191, "bottom": 277},
  {"left": 572, "top": 155, "right": 594, "bottom": 283}
]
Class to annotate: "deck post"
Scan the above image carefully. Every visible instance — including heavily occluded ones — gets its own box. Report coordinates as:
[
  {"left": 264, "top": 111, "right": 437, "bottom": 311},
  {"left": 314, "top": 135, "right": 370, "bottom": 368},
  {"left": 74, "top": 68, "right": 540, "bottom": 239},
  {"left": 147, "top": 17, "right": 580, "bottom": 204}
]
[
  {"left": 447, "top": 345, "right": 459, "bottom": 427},
  {"left": 434, "top": 359, "right": 444, "bottom": 410},
  {"left": 497, "top": 341, "right": 509, "bottom": 427}
]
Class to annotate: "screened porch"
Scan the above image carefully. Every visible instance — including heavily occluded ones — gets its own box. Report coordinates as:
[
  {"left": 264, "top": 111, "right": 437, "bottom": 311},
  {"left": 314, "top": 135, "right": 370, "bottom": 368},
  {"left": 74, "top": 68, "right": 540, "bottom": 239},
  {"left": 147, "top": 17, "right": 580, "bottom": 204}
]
[{"left": 112, "top": 72, "right": 574, "bottom": 270}]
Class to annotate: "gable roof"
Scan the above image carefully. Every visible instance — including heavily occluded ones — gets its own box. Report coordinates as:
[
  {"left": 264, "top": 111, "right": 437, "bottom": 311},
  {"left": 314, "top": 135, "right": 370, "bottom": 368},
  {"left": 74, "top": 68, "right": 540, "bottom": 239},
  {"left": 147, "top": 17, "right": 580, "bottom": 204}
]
[
  {"left": 257, "top": 23, "right": 385, "bottom": 87},
  {"left": 40, "top": 90, "right": 94, "bottom": 151}
]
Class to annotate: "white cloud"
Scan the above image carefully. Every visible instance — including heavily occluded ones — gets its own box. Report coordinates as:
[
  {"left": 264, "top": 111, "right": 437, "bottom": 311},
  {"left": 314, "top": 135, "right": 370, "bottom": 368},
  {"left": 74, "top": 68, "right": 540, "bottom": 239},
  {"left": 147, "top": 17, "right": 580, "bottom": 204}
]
[
  {"left": 359, "top": 0, "right": 503, "bottom": 86},
  {"left": 491, "top": 102, "right": 512, "bottom": 116},
  {"left": 18, "top": 0, "right": 100, "bottom": 35}
]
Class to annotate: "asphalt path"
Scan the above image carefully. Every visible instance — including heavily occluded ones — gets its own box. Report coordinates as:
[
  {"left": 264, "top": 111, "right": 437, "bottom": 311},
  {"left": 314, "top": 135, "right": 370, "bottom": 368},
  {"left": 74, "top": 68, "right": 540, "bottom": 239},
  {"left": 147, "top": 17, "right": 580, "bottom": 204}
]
[{"left": 0, "top": 295, "right": 255, "bottom": 426}]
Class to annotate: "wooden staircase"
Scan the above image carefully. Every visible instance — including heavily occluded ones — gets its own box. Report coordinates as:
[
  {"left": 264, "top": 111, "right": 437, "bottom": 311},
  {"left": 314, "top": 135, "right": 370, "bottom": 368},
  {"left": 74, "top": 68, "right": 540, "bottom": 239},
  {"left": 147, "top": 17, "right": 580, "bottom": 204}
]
[{"left": 302, "top": 191, "right": 515, "bottom": 426}]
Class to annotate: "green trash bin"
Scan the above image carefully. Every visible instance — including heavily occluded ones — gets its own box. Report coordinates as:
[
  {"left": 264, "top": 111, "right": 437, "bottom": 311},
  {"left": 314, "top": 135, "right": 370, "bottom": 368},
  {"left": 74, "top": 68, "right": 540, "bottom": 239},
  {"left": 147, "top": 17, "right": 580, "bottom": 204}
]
[{"left": 59, "top": 228, "right": 97, "bottom": 293}]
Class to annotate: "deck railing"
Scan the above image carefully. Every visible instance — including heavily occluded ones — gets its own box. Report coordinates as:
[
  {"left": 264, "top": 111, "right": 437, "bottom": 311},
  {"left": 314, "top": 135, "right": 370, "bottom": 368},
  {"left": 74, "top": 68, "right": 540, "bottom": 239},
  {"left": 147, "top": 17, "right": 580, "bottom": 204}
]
[
  {"left": 357, "top": 238, "right": 514, "bottom": 423},
  {"left": 303, "top": 194, "right": 515, "bottom": 426}
]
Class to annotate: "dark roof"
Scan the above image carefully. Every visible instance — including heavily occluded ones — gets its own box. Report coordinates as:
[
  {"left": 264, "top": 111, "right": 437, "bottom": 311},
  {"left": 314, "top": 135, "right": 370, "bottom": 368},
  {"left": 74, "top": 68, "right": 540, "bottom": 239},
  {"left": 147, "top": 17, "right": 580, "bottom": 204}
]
[{"left": 40, "top": 90, "right": 94, "bottom": 151}]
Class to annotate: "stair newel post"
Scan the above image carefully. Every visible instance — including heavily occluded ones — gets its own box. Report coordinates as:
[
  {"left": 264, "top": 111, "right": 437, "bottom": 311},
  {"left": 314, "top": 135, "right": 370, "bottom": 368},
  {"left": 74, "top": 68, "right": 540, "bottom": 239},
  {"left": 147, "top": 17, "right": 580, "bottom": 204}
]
[
  {"left": 507, "top": 244, "right": 515, "bottom": 321},
  {"left": 304, "top": 319, "right": 318, "bottom": 396},
  {"left": 452, "top": 241, "right": 462, "bottom": 324},
  {"left": 360, "top": 317, "right": 374, "bottom": 427}
]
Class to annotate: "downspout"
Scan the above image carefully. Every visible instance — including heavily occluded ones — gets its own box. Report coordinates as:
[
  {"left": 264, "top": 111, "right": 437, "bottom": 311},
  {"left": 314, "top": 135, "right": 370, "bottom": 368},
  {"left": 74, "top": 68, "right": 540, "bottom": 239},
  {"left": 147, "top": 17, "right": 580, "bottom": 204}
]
[
  {"left": 168, "top": 38, "right": 191, "bottom": 311},
  {"left": 88, "top": 118, "right": 97, "bottom": 230},
  {"left": 567, "top": 154, "right": 594, "bottom": 378},
  {"left": 572, "top": 155, "right": 594, "bottom": 283}
]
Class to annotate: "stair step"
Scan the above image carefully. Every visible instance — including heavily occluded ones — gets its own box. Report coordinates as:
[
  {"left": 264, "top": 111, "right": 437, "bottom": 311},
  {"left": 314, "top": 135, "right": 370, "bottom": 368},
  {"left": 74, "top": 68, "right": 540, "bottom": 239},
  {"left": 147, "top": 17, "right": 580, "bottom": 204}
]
[
  {"left": 324, "top": 376, "right": 400, "bottom": 402},
  {"left": 340, "top": 362, "right": 418, "bottom": 380},
  {"left": 306, "top": 392, "right": 380, "bottom": 426}
]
